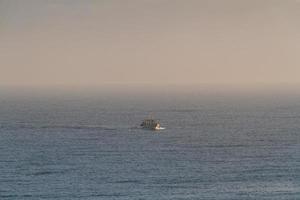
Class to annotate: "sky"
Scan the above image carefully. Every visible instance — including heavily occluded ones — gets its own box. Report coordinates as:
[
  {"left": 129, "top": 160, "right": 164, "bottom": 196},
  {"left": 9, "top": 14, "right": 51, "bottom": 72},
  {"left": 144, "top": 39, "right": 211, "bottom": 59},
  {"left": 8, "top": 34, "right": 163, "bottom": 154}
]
[{"left": 0, "top": 0, "right": 299, "bottom": 88}]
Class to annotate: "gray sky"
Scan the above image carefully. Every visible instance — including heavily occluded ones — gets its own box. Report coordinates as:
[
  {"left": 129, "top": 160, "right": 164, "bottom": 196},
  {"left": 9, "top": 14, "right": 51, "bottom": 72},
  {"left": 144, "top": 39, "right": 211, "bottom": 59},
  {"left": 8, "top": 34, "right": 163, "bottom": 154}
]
[{"left": 1, "top": 0, "right": 299, "bottom": 88}]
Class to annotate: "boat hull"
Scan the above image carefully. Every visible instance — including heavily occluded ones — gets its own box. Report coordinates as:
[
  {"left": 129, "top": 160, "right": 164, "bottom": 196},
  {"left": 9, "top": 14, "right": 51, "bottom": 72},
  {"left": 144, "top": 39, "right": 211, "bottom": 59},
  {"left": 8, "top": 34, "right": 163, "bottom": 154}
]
[{"left": 141, "top": 125, "right": 160, "bottom": 130}]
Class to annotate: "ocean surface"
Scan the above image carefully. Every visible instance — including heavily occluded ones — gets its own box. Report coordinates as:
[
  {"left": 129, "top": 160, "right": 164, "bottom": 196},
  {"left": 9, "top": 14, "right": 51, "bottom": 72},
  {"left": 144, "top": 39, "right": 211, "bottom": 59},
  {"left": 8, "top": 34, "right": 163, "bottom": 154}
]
[{"left": 1, "top": 90, "right": 300, "bottom": 199}]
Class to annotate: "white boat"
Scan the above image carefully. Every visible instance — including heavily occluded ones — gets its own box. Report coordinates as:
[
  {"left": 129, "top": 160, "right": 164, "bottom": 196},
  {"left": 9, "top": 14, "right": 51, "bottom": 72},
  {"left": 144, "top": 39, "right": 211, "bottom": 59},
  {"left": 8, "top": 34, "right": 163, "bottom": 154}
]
[{"left": 140, "top": 119, "right": 162, "bottom": 130}]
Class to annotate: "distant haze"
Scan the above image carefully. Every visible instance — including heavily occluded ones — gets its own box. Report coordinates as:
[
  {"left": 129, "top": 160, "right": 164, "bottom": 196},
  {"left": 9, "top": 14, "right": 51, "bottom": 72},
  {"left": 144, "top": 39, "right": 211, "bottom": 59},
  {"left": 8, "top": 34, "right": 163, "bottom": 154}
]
[{"left": 1, "top": 0, "right": 300, "bottom": 88}]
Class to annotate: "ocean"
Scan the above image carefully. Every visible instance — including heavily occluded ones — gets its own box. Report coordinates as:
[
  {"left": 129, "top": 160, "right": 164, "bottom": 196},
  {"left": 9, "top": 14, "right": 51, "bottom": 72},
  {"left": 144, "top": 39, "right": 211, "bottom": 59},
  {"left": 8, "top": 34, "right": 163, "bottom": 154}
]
[{"left": 1, "top": 89, "right": 300, "bottom": 199}]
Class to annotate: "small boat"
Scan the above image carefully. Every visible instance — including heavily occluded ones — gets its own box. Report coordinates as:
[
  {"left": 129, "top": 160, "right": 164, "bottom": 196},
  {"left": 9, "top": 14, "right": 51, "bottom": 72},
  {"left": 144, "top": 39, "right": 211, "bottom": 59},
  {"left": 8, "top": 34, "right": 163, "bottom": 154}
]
[{"left": 140, "top": 118, "right": 162, "bottom": 130}]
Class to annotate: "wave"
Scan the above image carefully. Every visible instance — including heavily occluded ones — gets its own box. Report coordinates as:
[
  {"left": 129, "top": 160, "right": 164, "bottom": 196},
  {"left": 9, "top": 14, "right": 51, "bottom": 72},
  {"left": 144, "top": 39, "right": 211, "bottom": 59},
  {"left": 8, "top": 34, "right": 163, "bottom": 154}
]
[{"left": 0, "top": 123, "right": 116, "bottom": 131}]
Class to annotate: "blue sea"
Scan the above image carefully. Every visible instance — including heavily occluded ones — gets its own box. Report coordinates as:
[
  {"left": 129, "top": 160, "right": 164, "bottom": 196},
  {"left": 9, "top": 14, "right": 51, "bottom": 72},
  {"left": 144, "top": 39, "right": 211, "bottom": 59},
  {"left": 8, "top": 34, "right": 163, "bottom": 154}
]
[{"left": 1, "top": 89, "right": 300, "bottom": 199}]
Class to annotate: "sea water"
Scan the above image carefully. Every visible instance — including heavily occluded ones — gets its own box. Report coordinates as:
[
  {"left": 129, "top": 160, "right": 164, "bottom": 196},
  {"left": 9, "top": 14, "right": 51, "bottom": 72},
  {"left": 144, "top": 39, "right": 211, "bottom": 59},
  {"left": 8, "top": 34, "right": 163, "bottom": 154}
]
[{"left": 0, "top": 90, "right": 300, "bottom": 199}]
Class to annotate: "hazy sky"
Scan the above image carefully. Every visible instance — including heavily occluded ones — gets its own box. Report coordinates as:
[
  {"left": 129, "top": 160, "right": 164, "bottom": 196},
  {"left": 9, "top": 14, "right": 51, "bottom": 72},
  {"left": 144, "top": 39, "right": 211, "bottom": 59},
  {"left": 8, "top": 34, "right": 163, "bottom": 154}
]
[{"left": 1, "top": 0, "right": 299, "bottom": 88}]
